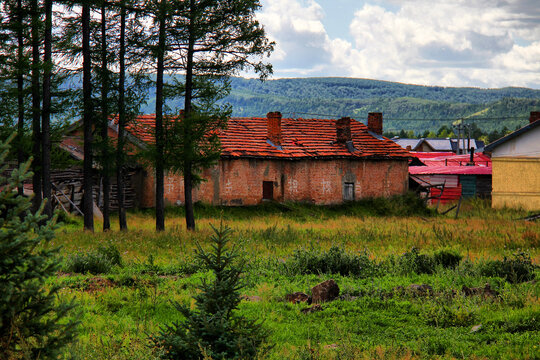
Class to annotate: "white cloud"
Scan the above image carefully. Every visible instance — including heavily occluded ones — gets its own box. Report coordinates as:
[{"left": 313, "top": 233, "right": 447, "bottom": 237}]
[
  {"left": 257, "top": 0, "right": 540, "bottom": 88},
  {"left": 258, "top": 0, "right": 332, "bottom": 73}
]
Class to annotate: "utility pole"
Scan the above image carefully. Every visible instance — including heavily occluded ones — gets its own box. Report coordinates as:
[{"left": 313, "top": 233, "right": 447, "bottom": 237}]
[
  {"left": 453, "top": 122, "right": 461, "bottom": 155},
  {"left": 457, "top": 124, "right": 461, "bottom": 155},
  {"left": 467, "top": 123, "right": 471, "bottom": 154},
  {"left": 453, "top": 121, "right": 472, "bottom": 155}
]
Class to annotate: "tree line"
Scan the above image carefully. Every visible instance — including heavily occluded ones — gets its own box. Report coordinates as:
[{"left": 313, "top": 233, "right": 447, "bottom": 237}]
[
  {"left": 211, "top": 78, "right": 539, "bottom": 135},
  {"left": 384, "top": 123, "right": 517, "bottom": 144},
  {"left": 0, "top": 0, "right": 273, "bottom": 232},
  {"left": 224, "top": 77, "right": 540, "bottom": 105}
]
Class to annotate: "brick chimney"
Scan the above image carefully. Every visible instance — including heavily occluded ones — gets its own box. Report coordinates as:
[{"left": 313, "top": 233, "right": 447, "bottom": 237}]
[
  {"left": 530, "top": 111, "right": 540, "bottom": 124},
  {"left": 368, "top": 112, "right": 383, "bottom": 135},
  {"left": 267, "top": 111, "right": 282, "bottom": 145},
  {"left": 336, "top": 117, "right": 352, "bottom": 143}
]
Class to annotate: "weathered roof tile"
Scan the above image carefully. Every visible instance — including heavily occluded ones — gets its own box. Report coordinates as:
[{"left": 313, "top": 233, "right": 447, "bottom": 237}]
[{"left": 125, "top": 115, "right": 410, "bottom": 160}]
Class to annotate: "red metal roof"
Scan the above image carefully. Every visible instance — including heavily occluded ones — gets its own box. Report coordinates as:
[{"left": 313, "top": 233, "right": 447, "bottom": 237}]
[
  {"left": 125, "top": 115, "right": 410, "bottom": 160},
  {"left": 409, "top": 151, "right": 492, "bottom": 176},
  {"left": 411, "top": 152, "right": 455, "bottom": 159},
  {"left": 410, "top": 165, "right": 492, "bottom": 175},
  {"left": 412, "top": 152, "right": 491, "bottom": 167}
]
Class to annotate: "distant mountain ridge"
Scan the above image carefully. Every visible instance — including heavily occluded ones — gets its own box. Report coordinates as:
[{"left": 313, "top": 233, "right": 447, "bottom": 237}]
[
  {"left": 227, "top": 77, "right": 540, "bottom": 105},
  {"left": 139, "top": 76, "right": 540, "bottom": 134}
]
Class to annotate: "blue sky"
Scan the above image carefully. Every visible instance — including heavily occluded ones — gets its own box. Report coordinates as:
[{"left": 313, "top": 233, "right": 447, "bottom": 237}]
[{"left": 256, "top": 0, "right": 540, "bottom": 89}]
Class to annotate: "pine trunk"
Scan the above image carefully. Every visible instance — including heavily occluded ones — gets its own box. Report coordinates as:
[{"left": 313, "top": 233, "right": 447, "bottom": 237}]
[
  {"left": 100, "top": 4, "right": 110, "bottom": 231},
  {"left": 183, "top": 0, "right": 196, "bottom": 231},
  {"left": 155, "top": 2, "right": 166, "bottom": 231},
  {"left": 82, "top": 4, "right": 94, "bottom": 231},
  {"left": 42, "top": 0, "right": 52, "bottom": 219},
  {"left": 16, "top": 0, "right": 25, "bottom": 197},
  {"left": 31, "top": 0, "right": 41, "bottom": 213},
  {"left": 116, "top": 1, "right": 128, "bottom": 230}
]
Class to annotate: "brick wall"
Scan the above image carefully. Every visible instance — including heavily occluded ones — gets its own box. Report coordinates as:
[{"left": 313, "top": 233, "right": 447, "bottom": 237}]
[{"left": 140, "top": 158, "right": 409, "bottom": 207}]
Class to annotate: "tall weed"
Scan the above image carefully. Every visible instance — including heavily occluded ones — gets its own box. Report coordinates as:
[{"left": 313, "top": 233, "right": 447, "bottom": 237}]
[
  {"left": 282, "top": 246, "right": 377, "bottom": 277},
  {"left": 479, "top": 252, "right": 537, "bottom": 283},
  {"left": 65, "top": 244, "right": 123, "bottom": 274}
]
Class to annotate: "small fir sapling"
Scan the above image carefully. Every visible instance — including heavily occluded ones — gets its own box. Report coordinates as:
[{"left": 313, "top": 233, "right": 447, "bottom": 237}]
[
  {"left": 151, "top": 223, "right": 269, "bottom": 359},
  {"left": 0, "top": 136, "right": 77, "bottom": 359}
]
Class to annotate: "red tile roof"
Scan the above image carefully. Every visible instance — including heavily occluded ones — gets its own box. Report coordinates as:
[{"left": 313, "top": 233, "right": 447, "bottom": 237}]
[
  {"left": 125, "top": 114, "right": 159, "bottom": 144},
  {"left": 125, "top": 115, "right": 410, "bottom": 160}
]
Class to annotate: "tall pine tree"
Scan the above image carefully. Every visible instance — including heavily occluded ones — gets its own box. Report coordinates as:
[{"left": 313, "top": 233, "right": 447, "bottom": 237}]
[
  {"left": 172, "top": 0, "right": 273, "bottom": 230},
  {"left": 145, "top": 0, "right": 172, "bottom": 232},
  {"left": 0, "top": 0, "right": 31, "bottom": 196}
]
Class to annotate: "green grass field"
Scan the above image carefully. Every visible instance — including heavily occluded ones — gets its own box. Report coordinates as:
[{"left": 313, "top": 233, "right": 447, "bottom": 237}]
[{"left": 51, "top": 197, "right": 539, "bottom": 359}]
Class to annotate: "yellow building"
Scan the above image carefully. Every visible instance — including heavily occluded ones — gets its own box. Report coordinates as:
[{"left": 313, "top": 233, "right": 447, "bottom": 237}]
[{"left": 485, "top": 112, "right": 540, "bottom": 211}]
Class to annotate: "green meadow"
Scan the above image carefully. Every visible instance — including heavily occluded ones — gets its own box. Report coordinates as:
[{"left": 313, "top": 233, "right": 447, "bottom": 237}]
[{"left": 51, "top": 197, "right": 539, "bottom": 359}]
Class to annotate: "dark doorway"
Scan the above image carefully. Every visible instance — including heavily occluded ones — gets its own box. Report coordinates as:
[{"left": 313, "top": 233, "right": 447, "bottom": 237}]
[
  {"left": 343, "top": 182, "right": 354, "bottom": 201},
  {"left": 262, "top": 181, "right": 274, "bottom": 200}
]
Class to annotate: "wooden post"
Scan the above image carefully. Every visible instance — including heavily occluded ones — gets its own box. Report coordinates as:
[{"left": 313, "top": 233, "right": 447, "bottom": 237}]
[{"left": 454, "top": 196, "right": 462, "bottom": 219}]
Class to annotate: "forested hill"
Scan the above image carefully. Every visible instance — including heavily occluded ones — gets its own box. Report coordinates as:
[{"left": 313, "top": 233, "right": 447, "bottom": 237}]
[
  {"left": 136, "top": 76, "right": 540, "bottom": 135},
  {"left": 217, "top": 77, "right": 540, "bottom": 135}
]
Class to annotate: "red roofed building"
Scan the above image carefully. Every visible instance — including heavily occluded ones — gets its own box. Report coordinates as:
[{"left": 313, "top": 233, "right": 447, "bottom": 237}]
[
  {"left": 62, "top": 112, "right": 411, "bottom": 207},
  {"left": 409, "top": 152, "right": 492, "bottom": 204}
]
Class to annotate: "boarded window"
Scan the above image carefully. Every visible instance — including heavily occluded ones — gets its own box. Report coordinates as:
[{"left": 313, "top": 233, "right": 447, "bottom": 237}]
[
  {"left": 343, "top": 182, "right": 354, "bottom": 201},
  {"left": 262, "top": 181, "right": 274, "bottom": 200}
]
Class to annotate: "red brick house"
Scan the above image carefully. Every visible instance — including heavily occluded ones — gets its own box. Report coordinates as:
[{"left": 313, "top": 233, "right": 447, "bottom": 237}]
[
  {"left": 126, "top": 112, "right": 411, "bottom": 207},
  {"left": 61, "top": 112, "right": 411, "bottom": 207}
]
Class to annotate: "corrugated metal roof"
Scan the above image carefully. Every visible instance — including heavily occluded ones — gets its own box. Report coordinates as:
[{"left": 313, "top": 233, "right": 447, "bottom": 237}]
[
  {"left": 394, "top": 138, "right": 422, "bottom": 149},
  {"left": 411, "top": 152, "right": 492, "bottom": 167},
  {"left": 424, "top": 139, "right": 453, "bottom": 151},
  {"left": 409, "top": 165, "right": 491, "bottom": 175}
]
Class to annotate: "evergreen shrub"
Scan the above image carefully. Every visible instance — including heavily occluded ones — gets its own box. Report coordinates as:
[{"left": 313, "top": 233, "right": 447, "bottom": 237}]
[
  {"left": 150, "top": 224, "right": 269, "bottom": 359},
  {"left": 0, "top": 137, "right": 77, "bottom": 359}
]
